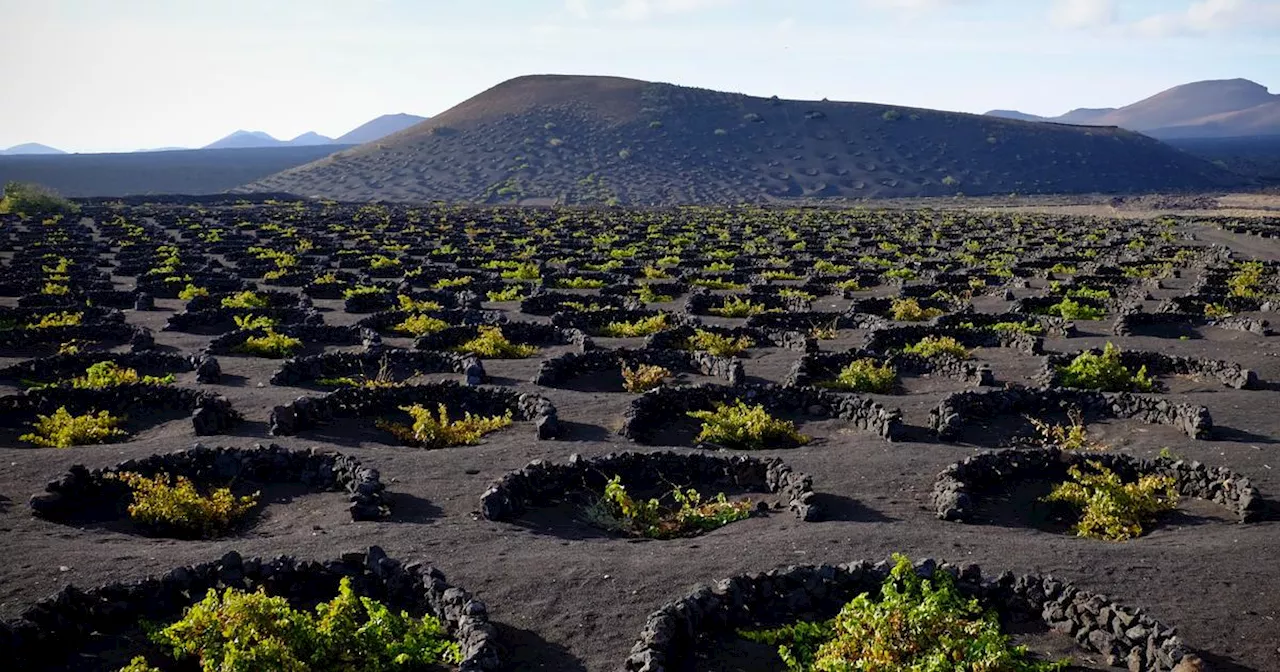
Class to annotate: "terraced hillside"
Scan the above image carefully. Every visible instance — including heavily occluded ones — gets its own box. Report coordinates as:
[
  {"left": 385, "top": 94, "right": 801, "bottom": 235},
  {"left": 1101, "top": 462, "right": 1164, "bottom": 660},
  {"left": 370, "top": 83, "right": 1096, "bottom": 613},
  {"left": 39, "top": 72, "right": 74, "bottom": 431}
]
[{"left": 243, "top": 75, "right": 1243, "bottom": 204}]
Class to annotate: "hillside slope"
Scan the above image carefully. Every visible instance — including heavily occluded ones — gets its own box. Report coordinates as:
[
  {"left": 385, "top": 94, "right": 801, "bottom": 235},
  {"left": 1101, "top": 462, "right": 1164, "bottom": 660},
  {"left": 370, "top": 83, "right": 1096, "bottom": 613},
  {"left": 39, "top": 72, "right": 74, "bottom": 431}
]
[
  {"left": 0, "top": 145, "right": 349, "bottom": 197},
  {"left": 0, "top": 143, "right": 66, "bottom": 156},
  {"left": 243, "top": 75, "right": 1241, "bottom": 204}
]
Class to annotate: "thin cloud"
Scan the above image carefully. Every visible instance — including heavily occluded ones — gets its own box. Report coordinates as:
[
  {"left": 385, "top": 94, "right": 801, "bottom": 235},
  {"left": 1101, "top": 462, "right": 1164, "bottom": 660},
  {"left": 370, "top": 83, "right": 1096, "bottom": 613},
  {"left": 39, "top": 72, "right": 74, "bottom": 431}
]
[
  {"left": 1133, "top": 0, "right": 1280, "bottom": 36},
  {"left": 1049, "top": 0, "right": 1117, "bottom": 29}
]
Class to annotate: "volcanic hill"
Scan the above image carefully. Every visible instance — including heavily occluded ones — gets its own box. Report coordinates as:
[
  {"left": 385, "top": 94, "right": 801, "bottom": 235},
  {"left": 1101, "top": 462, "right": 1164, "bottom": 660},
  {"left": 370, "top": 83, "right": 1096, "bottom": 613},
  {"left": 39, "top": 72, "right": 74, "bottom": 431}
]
[{"left": 242, "top": 74, "right": 1241, "bottom": 204}]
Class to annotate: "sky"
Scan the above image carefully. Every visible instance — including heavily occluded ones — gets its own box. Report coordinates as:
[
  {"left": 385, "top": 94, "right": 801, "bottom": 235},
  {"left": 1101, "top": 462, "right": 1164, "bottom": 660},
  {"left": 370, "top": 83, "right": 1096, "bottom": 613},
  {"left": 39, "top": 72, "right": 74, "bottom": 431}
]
[{"left": 1, "top": 0, "right": 1278, "bottom": 153}]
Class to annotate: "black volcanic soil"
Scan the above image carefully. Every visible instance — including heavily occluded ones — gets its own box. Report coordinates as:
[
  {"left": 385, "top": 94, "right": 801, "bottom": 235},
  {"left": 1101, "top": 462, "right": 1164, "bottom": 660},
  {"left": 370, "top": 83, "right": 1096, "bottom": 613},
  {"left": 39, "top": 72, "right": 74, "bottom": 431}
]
[{"left": 1, "top": 216, "right": 1278, "bottom": 672}]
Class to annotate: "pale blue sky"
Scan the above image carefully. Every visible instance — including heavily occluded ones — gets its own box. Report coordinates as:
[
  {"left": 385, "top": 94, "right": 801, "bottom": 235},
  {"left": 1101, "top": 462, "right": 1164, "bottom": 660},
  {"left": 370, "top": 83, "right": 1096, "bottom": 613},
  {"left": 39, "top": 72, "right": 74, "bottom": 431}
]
[{"left": 2, "top": 0, "right": 1277, "bottom": 153}]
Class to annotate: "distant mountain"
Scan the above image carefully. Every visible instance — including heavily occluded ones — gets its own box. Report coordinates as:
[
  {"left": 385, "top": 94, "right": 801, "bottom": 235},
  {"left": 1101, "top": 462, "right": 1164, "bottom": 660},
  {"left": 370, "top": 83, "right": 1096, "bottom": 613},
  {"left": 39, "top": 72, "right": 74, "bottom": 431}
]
[
  {"left": 335, "top": 113, "right": 429, "bottom": 145},
  {"left": 0, "top": 143, "right": 66, "bottom": 156},
  {"left": 287, "top": 132, "right": 334, "bottom": 146},
  {"left": 242, "top": 74, "right": 1240, "bottom": 204},
  {"left": 985, "top": 79, "right": 1280, "bottom": 138},
  {"left": 203, "top": 130, "right": 284, "bottom": 150}
]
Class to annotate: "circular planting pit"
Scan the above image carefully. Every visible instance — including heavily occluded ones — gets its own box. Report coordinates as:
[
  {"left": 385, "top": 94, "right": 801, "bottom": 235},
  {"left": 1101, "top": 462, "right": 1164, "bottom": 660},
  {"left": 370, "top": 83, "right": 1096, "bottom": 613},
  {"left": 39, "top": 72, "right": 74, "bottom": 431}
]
[
  {"left": 271, "top": 348, "right": 485, "bottom": 387},
  {"left": 355, "top": 308, "right": 505, "bottom": 336},
  {"left": 30, "top": 442, "right": 390, "bottom": 537},
  {"left": 480, "top": 450, "right": 821, "bottom": 538},
  {"left": 269, "top": 380, "right": 560, "bottom": 440},
  {"left": 520, "top": 291, "right": 638, "bottom": 316},
  {"left": 535, "top": 347, "right": 743, "bottom": 391},
  {"left": 0, "top": 351, "right": 222, "bottom": 387},
  {"left": 550, "top": 308, "right": 690, "bottom": 339},
  {"left": 0, "top": 546, "right": 500, "bottom": 671},
  {"left": 0, "top": 321, "right": 154, "bottom": 357},
  {"left": 645, "top": 323, "right": 816, "bottom": 355},
  {"left": 683, "top": 290, "right": 808, "bottom": 317},
  {"left": 0, "top": 383, "right": 241, "bottom": 445},
  {"left": 207, "top": 324, "right": 380, "bottom": 358},
  {"left": 1038, "top": 347, "right": 1259, "bottom": 391},
  {"left": 414, "top": 322, "right": 591, "bottom": 356},
  {"left": 620, "top": 382, "right": 903, "bottom": 446},
  {"left": 929, "top": 386, "right": 1212, "bottom": 442},
  {"left": 1112, "top": 311, "right": 1273, "bottom": 339},
  {"left": 625, "top": 557, "right": 1200, "bottom": 672},
  {"left": 935, "top": 311, "right": 1078, "bottom": 338},
  {"left": 863, "top": 323, "right": 1043, "bottom": 356},
  {"left": 931, "top": 446, "right": 1262, "bottom": 531},
  {"left": 163, "top": 306, "right": 322, "bottom": 334},
  {"left": 785, "top": 348, "right": 993, "bottom": 391}
]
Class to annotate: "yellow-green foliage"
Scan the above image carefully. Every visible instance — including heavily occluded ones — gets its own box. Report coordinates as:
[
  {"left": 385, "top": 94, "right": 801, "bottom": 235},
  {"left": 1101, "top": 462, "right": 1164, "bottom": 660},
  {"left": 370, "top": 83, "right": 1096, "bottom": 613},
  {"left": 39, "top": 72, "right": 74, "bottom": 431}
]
[
  {"left": 808, "top": 319, "right": 839, "bottom": 340},
  {"left": 0, "top": 182, "right": 79, "bottom": 219},
  {"left": 108, "top": 471, "right": 258, "bottom": 538},
  {"left": 586, "top": 475, "right": 753, "bottom": 539},
  {"left": 554, "top": 276, "right": 606, "bottom": 289},
  {"left": 178, "top": 284, "right": 209, "bottom": 301},
  {"left": 1057, "top": 343, "right": 1154, "bottom": 392},
  {"left": 1045, "top": 297, "right": 1106, "bottom": 320},
  {"left": 20, "top": 407, "right": 128, "bottom": 448},
  {"left": 119, "top": 577, "right": 459, "bottom": 672},
  {"left": 635, "top": 284, "right": 674, "bottom": 303},
  {"left": 377, "top": 403, "right": 513, "bottom": 449},
  {"left": 233, "top": 314, "right": 278, "bottom": 330},
  {"left": 691, "top": 278, "right": 746, "bottom": 290},
  {"left": 902, "top": 335, "right": 970, "bottom": 359},
  {"left": 454, "top": 326, "right": 538, "bottom": 358},
  {"left": 500, "top": 262, "right": 542, "bottom": 280},
  {"left": 432, "top": 276, "right": 474, "bottom": 289},
  {"left": 685, "top": 329, "right": 752, "bottom": 357},
  {"left": 312, "top": 272, "right": 341, "bottom": 285},
  {"left": 344, "top": 285, "right": 385, "bottom": 299},
  {"left": 66, "top": 361, "right": 174, "bottom": 389},
  {"left": 392, "top": 314, "right": 448, "bottom": 337},
  {"left": 825, "top": 358, "right": 897, "bottom": 393},
  {"left": 988, "top": 320, "right": 1044, "bottom": 335},
  {"left": 1228, "top": 261, "right": 1264, "bottom": 298},
  {"left": 395, "top": 295, "right": 442, "bottom": 312},
  {"left": 740, "top": 554, "right": 1067, "bottom": 672},
  {"left": 889, "top": 298, "right": 943, "bottom": 322},
  {"left": 1028, "top": 409, "right": 1105, "bottom": 451},
  {"left": 1203, "top": 302, "right": 1232, "bottom": 318},
  {"left": 235, "top": 330, "right": 302, "bottom": 358},
  {"left": 1044, "top": 462, "right": 1178, "bottom": 541},
  {"left": 688, "top": 400, "right": 809, "bottom": 449},
  {"left": 486, "top": 284, "right": 528, "bottom": 302},
  {"left": 600, "top": 314, "right": 670, "bottom": 337},
  {"left": 221, "top": 291, "right": 269, "bottom": 309},
  {"left": 27, "top": 311, "right": 83, "bottom": 329},
  {"left": 710, "top": 295, "right": 771, "bottom": 317},
  {"left": 622, "top": 363, "right": 671, "bottom": 392},
  {"left": 41, "top": 282, "right": 70, "bottom": 295}
]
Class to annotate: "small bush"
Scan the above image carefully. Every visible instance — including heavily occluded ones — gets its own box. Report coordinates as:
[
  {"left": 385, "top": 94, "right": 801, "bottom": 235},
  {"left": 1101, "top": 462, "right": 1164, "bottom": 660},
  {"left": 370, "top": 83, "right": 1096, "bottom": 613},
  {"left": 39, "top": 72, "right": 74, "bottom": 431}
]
[
  {"left": 1228, "top": 261, "right": 1264, "bottom": 298},
  {"left": 690, "top": 278, "right": 746, "bottom": 290},
  {"left": 583, "top": 476, "right": 752, "bottom": 539},
  {"left": 0, "top": 182, "right": 79, "bottom": 219},
  {"left": 600, "top": 314, "right": 670, "bottom": 337},
  {"left": 622, "top": 363, "right": 670, "bottom": 392},
  {"left": 635, "top": 284, "right": 674, "bottom": 303},
  {"left": 377, "top": 403, "right": 513, "bottom": 449},
  {"left": 688, "top": 400, "right": 809, "bottom": 449},
  {"left": 392, "top": 313, "right": 448, "bottom": 337},
  {"left": 27, "top": 311, "right": 83, "bottom": 329},
  {"left": 1044, "top": 461, "right": 1178, "bottom": 541},
  {"left": 178, "top": 284, "right": 209, "bottom": 301},
  {"left": 889, "top": 298, "right": 942, "bottom": 322},
  {"left": 234, "top": 330, "right": 303, "bottom": 358},
  {"left": 1028, "top": 408, "right": 1104, "bottom": 451},
  {"left": 1203, "top": 302, "right": 1232, "bottom": 318},
  {"left": 220, "top": 291, "right": 269, "bottom": 309},
  {"left": 66, "top": 361, "right": 174, "bottom": 389},
  {"left": 1045, "top": 297, "right": 1105, "bottom": 320},
  {"left": 554, "top": 276, "right": 605, "bottom": 289},
  {"left": 453, "top": 326, "right": 538, "bottom": 358},
  {"left": 685, "top": 329, "right": 752, "bottom": 357},
  {"left": 487, "top": 284, "right": 529, "bottom": 302},
  {"left": 344, "top": 284, "right": 385, "bottom": 299},
  {"left": 233, "top": 314, "right": 278, "bottom": 331},
  {"left": 1056, "top": 343, "right": 1154, "bottom": 392},
  {"left": 500, "top": 262, "right": 542, "bottom": 281},
  {"left": 107, "top": 471, "right": 258, "bottom": 538},
  {"left": 988, "top": 320, "right": 1044, "bottom": 335},
  {"left": 20, "top": 407, "right": 128, "bottom": 448},
  {"left": 710, "top": 296, "right": 771, "bottom": 318},
  {"left": 902, "top": 335, "right": 970, "bottom": 359},
  {"left": 120, "top": 576, "right": 459, "bottom": 672},
  {"left": 395, "top": 295, "right": 443, "bottom": 312},
  {"left": 824, "top": 358, "right": 897, "bottom": 393},
  {"left": 739, "top": 554, "right": 1066, "bottom": 671}
]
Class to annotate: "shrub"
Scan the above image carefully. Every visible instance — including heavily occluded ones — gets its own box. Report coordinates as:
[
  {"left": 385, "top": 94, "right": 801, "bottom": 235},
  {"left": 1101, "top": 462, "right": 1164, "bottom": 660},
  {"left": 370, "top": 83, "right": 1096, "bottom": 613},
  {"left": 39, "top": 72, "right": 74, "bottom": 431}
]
[
  {"left": 235, "top": 330, "right": 303, "bottom": 358},
  {"left": 688, "top": 400, "right": 809, "bottom": 449},
  {"left": 1203, "top": 302, "right": 1232, "bottom": 318},
  {"left": 344, "top": 285, "right": 385, "bottom": 299},
  {"left": 622, "top": 364, "right": 670, "bottom": 392},
  {"left": 501, "top": 262, "right": 542, "bottom": 281},
  {"left": 65, "top": 361, "right": 174, "bottom": 389},
  {"left": 1044, "top": 462, "right": 1178, "bottom": 541},
  {"left": 392, "top": 314, "right": 448, "bottom": 337},
  {"left": 635, "top": 284, "right": 674, "bottom": 303},
  {"left": 554, "top": 276, "right": 605, "bottom": 289},
  {"left": 685, "top": 329, "right": 752, "bottom": 357},
  {"left": 1028, "top": 408, "right": 1104, "bottom": 451},
  {"left": 902, "top": 335, "right": 970, "bottom": 359},
  {"left": 395, "top": 295, "right": 443, "bottom": 312},
  {"left": 1228, "top": 261, "right": 1264, "bottom": 298},
  {"left": 20, "top": 407, "right": 128, "bottom": 448},
  {"left": 599, "top": 314, "right": 670, "bottom": 337},
  {"left": 220, "top": 291, "right": 268, "bottom": 309},
  {"left": 453, "top": 326, "right": 538, "bottom": 358},
  {"left": 377, "top": 403, "right": 513, "bottom": 449},
  {"left": 486, "top": 284, "right": 529, "bottom": 302},
  {"left": 1045, "top": 297, "right": 1105, "bottom": 320},
  {"left": 824, "top": 358, "right": 897, "bottom": 393},
  {"left": 710, "top": 295, "right": 771, "bottom": 318},
  {"left": 988, "top": 320, "right": 1043, "bottom": 335},
  {"left": 1056, "top": 343, "right": 1154, "bottom": 392},
  {"left": 583, "top": 476, "right": 752, "bottom": 539},
  {"left": 0, "top": 182, "right": 79, "bottom": 219},
  {"left": 739, "top": 554, "right": 1066, "bottom": 672},
  {"left": 107, "top": 471, "right": 258, "bottom": 538},
  {"left": 27, "top": 311, "right": 83, "bottom": 329},
  {"left": 41, "top": 282, "right": 69, "bottom": 295},
  {"left": 178, "top": 284, "right": 209, "bottom": 301},
  {"left": 690, "top": 278, "right": 746, "bottom": 290},
  {"left": 889, "top": 298, "right": 942, "bottom": 322},
  {"left": 233, "top": 314, "right": 278, "bottom": 331},
  {"left": 120, "top": 576, "right": 459, "bottom": 672},
  {"left": 312, "top": 272, "right": 341, "bottom": 285}
]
